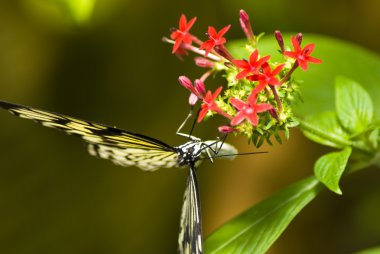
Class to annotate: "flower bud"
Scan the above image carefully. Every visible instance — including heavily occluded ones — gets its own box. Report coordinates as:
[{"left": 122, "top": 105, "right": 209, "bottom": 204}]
[
  {"left": 194, "top": 57, "right": 215, "bottom": 68},
  {"left": 296, "top": 33, "right": 303, "bottom": 45},
  {"left": 214, "top": 45, "right": 234, "bottom": 62},
  {"left": 239, "top": 10, "right": 254, "bottom": 41},
  {"left": 274, "top": 30, "right": 285, "bottom": 52},
  {"left": 189, "top": 93, "right": 199, "bottom": 106},
  {"left": 218, "top": 125, "right": 236, "bottom": 133},
  {"left": 268, "top": 108, "right": 279, "bottom": 121},
  {"left": 194, "top": 79, "right": 206, "bottom": 96},
  {"left": 178, "top": 75, "right": 193, "bottom": 90}
]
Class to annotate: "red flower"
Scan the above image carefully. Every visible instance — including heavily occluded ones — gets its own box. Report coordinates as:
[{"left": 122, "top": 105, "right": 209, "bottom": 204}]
[
  {"left": 232, "top": 49, "right": 270, "bottom": 80},
  {"left": 170, "top": 14, "right": 197, "bottom": 54},
  {"left": 248, "top": 63, "right": 285, "bottom": 93},
  {"left": 230, "top": 91, "right": 273, "bottom": 126},
  {"left": 200, "top": 25, "right": 231, "bottom": 56},
  {"left": 198, "top": 86, "right": 223, "bottom": 123},
  {"left": 284, "top": 36, "right": 322, "bottom": 70}
]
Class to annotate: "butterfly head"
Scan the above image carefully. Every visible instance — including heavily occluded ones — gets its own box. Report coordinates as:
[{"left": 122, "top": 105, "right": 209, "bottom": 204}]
[
  {"left": 176, "top": 139, "right": 238, "bottom": 167},
  {"left": 177, "top": 140, "right": 204, "bottom": 167}
]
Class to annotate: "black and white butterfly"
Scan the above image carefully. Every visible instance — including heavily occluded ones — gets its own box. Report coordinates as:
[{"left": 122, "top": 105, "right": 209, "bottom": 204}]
[{"left": 0, "top": 100, "right": 237, "bottom": 254}]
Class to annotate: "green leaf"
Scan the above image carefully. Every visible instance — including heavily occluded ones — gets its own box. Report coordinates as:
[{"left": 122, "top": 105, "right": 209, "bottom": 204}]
[
  {"left": 335, "top": 76, "right": 373, "bottom": 134},
  {"left": 368, "top": 128, "right": 379, "bottom": 150},
  {"left": 301, "top": 111, "right": 351, "bottom": 148},
  {"left": 353, "top": 246, "right": 380, "bottom": 254},
  {"left": 314, "top": 147, "right": 352, "bottom": 194},
  {"left": 204, "top": 176, "right": 323, "bottom": 254}
]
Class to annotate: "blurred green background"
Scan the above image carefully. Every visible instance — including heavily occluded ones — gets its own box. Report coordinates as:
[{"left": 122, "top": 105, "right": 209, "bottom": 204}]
[{"left": 1, "top": 0, "right": 380, "bottom": 253}]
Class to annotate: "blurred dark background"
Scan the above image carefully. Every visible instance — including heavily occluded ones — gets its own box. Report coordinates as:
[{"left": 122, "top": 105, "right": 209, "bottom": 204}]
[{"left": 0, "top": 0, "right": 380, "bottom": 253}]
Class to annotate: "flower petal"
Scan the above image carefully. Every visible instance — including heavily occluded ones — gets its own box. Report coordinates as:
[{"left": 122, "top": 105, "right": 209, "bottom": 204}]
[
  {"left": 298, "top": 59, "right": 309, "bottom": 70},
  {"left": 232, "top": 59, "right": 249, "bottom": 69},
  {"left": 283, "top": 51, "right": 297, "bottom": 59},
  {"left": 197, "top": 108, "right": 208, "bottom": 122},
  {"left": 186, "top": 17, "right": 197, "bottom": 31},
  {"left": 256, "top": 55, "right": 271, "bottom": 67},
  {"left": 303, "top": 43, "right": 316, "bottom": 55},
  {"left": 208, "top": 26, "right": 217, "bottom": 38},
  {"left": 249, "top": 49, "right": 259, "bottom": 65},
  {"left": 179, "top": 14, "right": 187, "bottom": 31},
  {"left": 268, "top": 77, "right": 280, "bottom": 86},
  {"left": 291, "top": 36, "right": 301, "bottom": 52},
  {"left": 212, "top": 86, "right": 223, "bottom": 100},
  {"left": 230, "top": 98, "right": 246, "bottom": 110},
  {"left": 172, "top": 39, "right": 182, "bottom": 53},
  {"left": 252, "top": 82, "right": 267, "bottom": 94},
  {"left": 272, "top": 64, "right": 285, "bottom": 75},
  {"left": 247, "top": 90, "right": 258, "bottom": 105},
  {"left": 231, "top": 111, "right": 246, "bottom": 126},
  {"left": 306, "top": 56, "right": 323, "bottom": 64},
  {"left": 218, "top": 24, "right": 231, "bottom": 37},
  {"left": 236, "top": 69, "right": 251, "bottom": 80},
  {"left": 256, "top": 103, "right": 273, "bottom": 112},
  {"left": 246, "top": 113, "right": 259, "bottom": 126}
]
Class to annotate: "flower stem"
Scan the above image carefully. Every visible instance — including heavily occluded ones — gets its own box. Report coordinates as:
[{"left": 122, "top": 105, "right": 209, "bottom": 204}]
[
  {"left": 200, "top": 70, "right": 213, "bottom": 82},
  {"left": 214, "top": 45, "right": 235, "bottom": 62},
  {"left": 270, "top": 86, "right": 283, "bottom": 113},
  {"left": 162, "top": 37, "right": 221, "bottom": 61},
  {"left": 280, "top": 61, "right": 299, "bottom": 85}
]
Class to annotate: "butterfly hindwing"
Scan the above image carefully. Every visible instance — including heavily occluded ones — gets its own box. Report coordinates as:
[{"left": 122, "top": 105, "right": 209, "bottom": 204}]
[
  {"left": 0, "top": 100, "right": 178, "bottom": 171},
  {"left": 178, "top": 166, "right": 203, "bottom": 254}
]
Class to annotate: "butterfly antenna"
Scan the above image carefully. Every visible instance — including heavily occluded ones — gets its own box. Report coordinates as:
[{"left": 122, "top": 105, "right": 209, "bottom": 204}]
[{"left": 199, "top": 151, "right": 268, "bottom": 161}]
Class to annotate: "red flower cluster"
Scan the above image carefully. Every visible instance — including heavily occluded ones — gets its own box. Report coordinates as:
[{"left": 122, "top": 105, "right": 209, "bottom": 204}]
[{"left": 166, "top": 11, "right": 322, "bottom": 135}]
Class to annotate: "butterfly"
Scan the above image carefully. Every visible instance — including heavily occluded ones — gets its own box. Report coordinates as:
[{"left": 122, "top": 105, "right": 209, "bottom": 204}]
[{"left": 0, "top": 100, "right": 237, "bottom": 254}]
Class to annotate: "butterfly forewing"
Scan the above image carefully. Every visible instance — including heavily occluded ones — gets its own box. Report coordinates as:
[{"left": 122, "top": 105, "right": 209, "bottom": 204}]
[
  {"left": 0, "top": 100, "right": 178, "bottom": 171},
  {"left": 179, "top": 166, "right": 203, "bottom": 254},
  {"left": 0, "top": 100, "right": 238, "bottom": 253}
]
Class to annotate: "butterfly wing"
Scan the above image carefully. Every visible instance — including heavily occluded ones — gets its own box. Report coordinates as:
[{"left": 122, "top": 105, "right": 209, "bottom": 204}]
[
  {"left": 178, "top": 166, "right": 203, "bottom": 254},
  {"left": 0, "top": 100, "right": 178, "bottom": 171}
]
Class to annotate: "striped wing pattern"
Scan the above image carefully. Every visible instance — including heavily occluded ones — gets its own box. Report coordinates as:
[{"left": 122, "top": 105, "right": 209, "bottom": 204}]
[
  {"left": 178, "top": 166, "right": 203, "bottom": 254},
  {"left": 0, "top": 100, "right": 178, "bottom": 171},
  {"left": 0, "top": 100, "right": 213, "bottom": 253}
]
